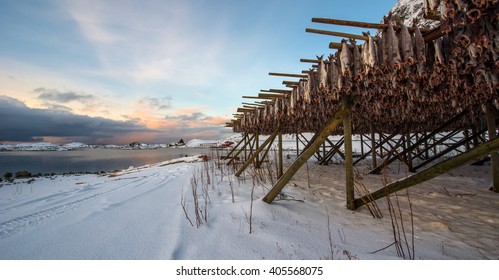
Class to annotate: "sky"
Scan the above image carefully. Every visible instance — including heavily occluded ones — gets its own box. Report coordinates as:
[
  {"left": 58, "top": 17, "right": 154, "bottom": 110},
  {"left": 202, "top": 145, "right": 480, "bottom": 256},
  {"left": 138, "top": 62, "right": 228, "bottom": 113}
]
[{"left": 0, "top": 0, "right": 397, "bottom": 145}]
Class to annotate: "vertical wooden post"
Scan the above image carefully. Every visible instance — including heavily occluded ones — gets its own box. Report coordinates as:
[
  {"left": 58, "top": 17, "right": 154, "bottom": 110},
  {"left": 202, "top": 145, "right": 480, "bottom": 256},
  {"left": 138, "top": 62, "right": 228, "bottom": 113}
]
[
  {"left": 343, "top": 96, "right": 355, "bottom": 210},
  {"left": 432, "top": 135, "right": 438, "bottom": 156},
  {"left": 278, "top": 126, "right": 283, "bottom": 178},
  {"left": 244, "top": 134, "right": 248, "bottom": 161},
  {"left": 406, "top": 133, "right": 414, "bottom": 172},
  {"left": 255, "top": 132, "right": 260, "bottom": 167},
  {"left": 360, "top": 134, "right": 364, "bottom": 156},
  {"left": 465, "top": 130, "right": 471, "bottom": 152},
  {"left": 263, "top": 98, "right": 354, "bottom": 204},
  {"left": 370, "top": 123, "right": 377, "bottom": 169},
  {"left": 235, "top": 129, "right": 279, "bottom": 177},
  {"left": 485, "top": 104, "right": 499, "bottom": 193},
  {"left": 322, "top": 141, "right": 327, "bottom": 165},
  {"left": 296, "top": 133, "right": 299, "bottom": 157}
]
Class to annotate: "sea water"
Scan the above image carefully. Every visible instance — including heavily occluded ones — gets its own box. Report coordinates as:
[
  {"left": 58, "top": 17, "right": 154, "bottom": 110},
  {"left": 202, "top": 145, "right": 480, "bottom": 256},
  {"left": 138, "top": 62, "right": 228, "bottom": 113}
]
[{"left": 0, "top": 148, "right": 212, "bottom": 176}]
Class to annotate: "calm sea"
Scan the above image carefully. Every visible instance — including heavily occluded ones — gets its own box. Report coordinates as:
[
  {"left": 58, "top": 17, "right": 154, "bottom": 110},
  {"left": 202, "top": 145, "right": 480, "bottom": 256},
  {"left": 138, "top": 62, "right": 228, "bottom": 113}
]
[{"left": 0, "top": 148, "right": 213, "bottom": 176}]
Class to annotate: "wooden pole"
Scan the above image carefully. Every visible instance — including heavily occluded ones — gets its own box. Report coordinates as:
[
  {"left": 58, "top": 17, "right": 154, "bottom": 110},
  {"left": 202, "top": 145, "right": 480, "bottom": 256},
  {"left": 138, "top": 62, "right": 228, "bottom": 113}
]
[
  {"left": 412, "top": 128, "right": 487, "bottom": 171},
  {"left": 263, "top": 96, "right": 355, "bottom": 204},
  {"left": 227, "top": 134, "right": 255, "bottom": 165},
  {"left": 354, "top": 136, "right": 499, "bottom": 208},
  {"left": 370, "top": 123, "right": 377, "bottom": 169},
  {"left": 360, "top": 134, "right": 364, "bottom": 156},
  {"left": 485, "top": 103, "right": 499, "bottom": 192},
  {"left": 278, "top": 125, "right": 283, "bottom": 178},
  {"left": 311, "top": 18, "right": 431, "bottom": 33},
  {"left": 268, "top": 72, "right": 308, "bottom": 79},
  {"left": 224, "top": 133, "right": 246, "bottom": 159},
  {"left": 306, "top": 28, "right": 368, "bottom": 41},
  {"left": 342, "top": 96, "right": 355, "bottom": 210},
  {"left": 258, "top": 135, "right": 276, "bottom": 168},
  {"left": 300, "top": 58, "right": 321, "bottom": 64},
  {"left": 406, "top": 133, "right": 414, "bottom": 172},
  {"left": 261, "top": 89, "right": 292, "bottom": 94},
  {"left": 255, "top": 132, "right": 260, "bottom": 167},
  {"left": 244, "top": 134, "right": 248, "bottom": 162},
  {"left": 320, "top": 138, "right": 345, "bottom": 164},
  {"left": 296, "top": 133, "right": 299, "bottom": 157},
  {"left": 235, "top": 129, "right": 279, "bottom": 177}
]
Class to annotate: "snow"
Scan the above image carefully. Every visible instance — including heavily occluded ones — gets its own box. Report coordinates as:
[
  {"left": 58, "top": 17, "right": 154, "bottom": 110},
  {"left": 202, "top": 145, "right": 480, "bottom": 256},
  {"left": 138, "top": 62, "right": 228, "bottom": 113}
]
[
  {"left": 62, "top": 142, "right": 88, "bottom": 150},
  {"left": 0, "top": 152, "right": 497, "bottom": 261},
  {"left": 387, "top": 0, "right": 440, "bottom": 29}
]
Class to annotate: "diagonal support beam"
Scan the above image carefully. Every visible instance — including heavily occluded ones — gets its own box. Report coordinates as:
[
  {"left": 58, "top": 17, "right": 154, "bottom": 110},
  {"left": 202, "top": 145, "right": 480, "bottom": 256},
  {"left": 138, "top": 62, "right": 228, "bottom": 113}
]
[
  {"left": 224, "top": 133, "right": 246, "bottom": 159},
  {"left": 412, "top": 127, "right": 488, "bottom": 170},
  {"left": 235, "top": 129, "right": 279, "bottom": 177},
  {"left": 263, "top": 96, "right": 356, "bottom": 204},
  {"left": 354, "top": 136, "right": 499, "bottom": 209},
  {"left": 227, "top": 134, "right": 256, "bottom": 165}
]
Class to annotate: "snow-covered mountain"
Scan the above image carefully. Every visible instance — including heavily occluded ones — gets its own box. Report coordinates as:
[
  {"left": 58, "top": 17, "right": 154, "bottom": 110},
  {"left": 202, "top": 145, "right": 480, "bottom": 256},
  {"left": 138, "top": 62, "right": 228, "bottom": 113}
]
[{"left": 387, "top": 0, "right": 440, "bottom": 29}]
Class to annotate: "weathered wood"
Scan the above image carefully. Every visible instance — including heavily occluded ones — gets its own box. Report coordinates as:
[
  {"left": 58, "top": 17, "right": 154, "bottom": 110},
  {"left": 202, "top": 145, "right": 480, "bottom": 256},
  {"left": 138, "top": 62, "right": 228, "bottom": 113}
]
[
  {"left": 225, "top": 134, "right": 246, "bottom": 159},
  {"left": 306, "top": 28, "right": 368, "bottom": 41},
  {"left": 329, "top": 42, "right": 360, "bottom": 50},
  {"left": 261, "top": 89, "right": 292, "bottom": 94},
  {"left": 242, "top": 96, "right": 266, "bottom": 99},
  {"left": 268, "top": 72, "right": 308, "bottom": 79},
  {"left": 257, "top": 135, "right": 276, "bottom": 168},
  {"left": 263, "top": 96, "right": 355, "bottom": 204},
  {"left": 237, "top": 108, "right": 255, "bottom": 113},
  {"left": 282, "top": 80, "right": 300, "bottom": 86},
  {"left": 242, "top": 102, "right": 264, "bottom": 107},
  {"left": 227, "top": 134, "right": 255, "bottom": 165},
  {"left": 413, "top": 128, "right": 488, "bottom": 170},
  {"left": 255, "top": 133, "right": 260, "bottom": 167},
  {"left": 259, "top": 93, "right": 285, "bottom": 99},
  {"left": 235, "top": 129, "right": 279, "bottom": 177},
  {"left": 405, "top": 133, "right": 414, "bottom": 172},
  {"left": 300, "top": 58, "right": 321, "bottom": 64},
  {"left": 354, "top": 136, "right": 499, "bottom": 208},
  {"left": 370, "top": 131, "right": 407, "bottom": 174},
  {"left": 319, "top": 138, "right": 345, "bottom": 165},
  {"left": 278, "top": 125, "right": 283, "bottom": 178},
  {"left": 412, "top": 129, "right": 462, "bottom": 161},
  {"left": 370, "top": 123, "right": 377, "bottom": 169},
  {"left": 343, "top": 96, "right": 355, "bottom": 210},
  {"left": 296, "top": 133, "right": 299, "bottom": 157},
  {"left": 311, "top": 17, "right": 431, "bottom": 33},
  {"left": 422, "top": 26, "right": 443, "bottom": 43},
  {"left": 486, "top": 103, "right": 499, "bottom": 192}
]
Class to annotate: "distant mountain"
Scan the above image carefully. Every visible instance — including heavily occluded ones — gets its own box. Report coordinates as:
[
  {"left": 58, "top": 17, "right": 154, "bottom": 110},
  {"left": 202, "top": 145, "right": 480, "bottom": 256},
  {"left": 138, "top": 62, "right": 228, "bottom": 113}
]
[{"left": 387, "top": 0, "right": 440, "bottom": 29}]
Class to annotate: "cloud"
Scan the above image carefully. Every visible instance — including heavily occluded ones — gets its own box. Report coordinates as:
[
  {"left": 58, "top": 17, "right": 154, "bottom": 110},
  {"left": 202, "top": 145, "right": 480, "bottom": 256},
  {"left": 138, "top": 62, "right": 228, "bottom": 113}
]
[
  {"left": 35, "top": 87, "right": 94, "bottom": 103},
  {"left": 0, "top": 95, "right": 154, "bottom": 143},
  {"left": 139, "top": 97, "right": 171, "bottom": 111},
  {"left": 165, "top": 112, "right": 209, "bottom": 122},
  {"left": 42, "top": 103, "right": 73, "bottom": 112}
]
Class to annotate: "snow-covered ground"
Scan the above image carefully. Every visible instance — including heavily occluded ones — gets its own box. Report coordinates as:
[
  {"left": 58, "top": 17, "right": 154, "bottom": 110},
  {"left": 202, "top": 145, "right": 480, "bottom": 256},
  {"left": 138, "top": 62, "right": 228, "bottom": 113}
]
[{"left": 1, "top": 152, "right": 498, "bottom": 261}]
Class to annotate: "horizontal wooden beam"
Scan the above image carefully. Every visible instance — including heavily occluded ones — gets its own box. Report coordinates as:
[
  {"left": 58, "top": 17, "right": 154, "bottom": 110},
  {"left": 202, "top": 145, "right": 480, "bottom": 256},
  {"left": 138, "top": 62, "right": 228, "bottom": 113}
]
[
  {"left": 354, "top": 136, "right": 499, "bottom": 208},
  {"left": 329, "top": 42, "right": 360, "bottom": 50},
  {"left": 306, "top": 28, "right": 367, "bottom": 41},
  {"left": 242, "top": 96, "right": 260, "bottom": 99},
  {"left": 282, "top": 80, "right": 300, "bottom": 85},
  {"left": 269, "top": 72, "right": 308, "bottom": 79},
  {"left": 237, "top": 108, "right": 255, "bottom": 113},
  {"left": 312, "top": 17, "right": 431, "bottom": 33},
  {"left": 259, "top": 93, "right": 285, "bottom": 99},
  {"left": 261, "top": 89, "right": 292, "bottom": 94},
  {"left": 300, "top": 58, "right": 320, "bottom": 63}
]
